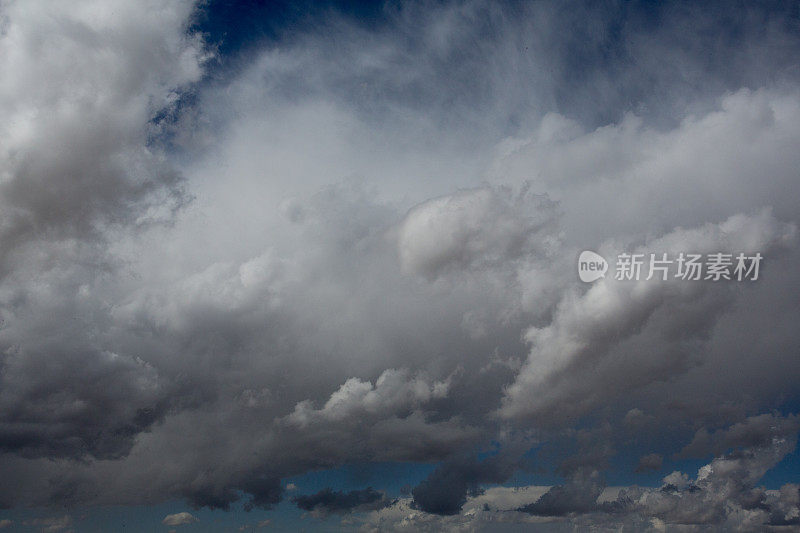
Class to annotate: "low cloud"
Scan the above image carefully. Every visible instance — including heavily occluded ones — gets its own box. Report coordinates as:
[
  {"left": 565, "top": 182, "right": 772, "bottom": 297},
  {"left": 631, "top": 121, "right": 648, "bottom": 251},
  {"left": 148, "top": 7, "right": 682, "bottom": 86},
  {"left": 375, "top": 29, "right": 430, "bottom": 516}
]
[
  {"left": 519, "top": 413, "right": 800, "bottom": 528},
  {"left": 162, "top": 512, "right": 198, "bottom": 526},
  {"left": 292, "top": 487, "right": 392, "bottom": 517},
  {"left": 520, "top": 470, "right": 605, "bottom": 517},
  {"left": 25, "top": 515, "right": 72, "bottom": 533},
  {"left": 354, "top": 414, "right": 800, "bottom": 530},
  {"left": 411, "top": 454, "right": 518, "bottom": 515}
]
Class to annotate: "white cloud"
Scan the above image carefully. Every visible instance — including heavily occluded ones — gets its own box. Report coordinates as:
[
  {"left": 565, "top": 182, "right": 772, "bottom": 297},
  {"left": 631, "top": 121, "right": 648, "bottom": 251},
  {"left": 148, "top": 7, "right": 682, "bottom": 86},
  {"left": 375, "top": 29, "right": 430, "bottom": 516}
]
[
  {"left": 500, "top": 209, "right": 796, "bottom": 421},
  {"left": 397, "top": 186, "right": 557, "bottom": 278},
  {"left": 286, "top": 369, "right": 451, "bottom": 427},
  {"left": 162, "top": 512, "right": 198, "bottom": 526}
]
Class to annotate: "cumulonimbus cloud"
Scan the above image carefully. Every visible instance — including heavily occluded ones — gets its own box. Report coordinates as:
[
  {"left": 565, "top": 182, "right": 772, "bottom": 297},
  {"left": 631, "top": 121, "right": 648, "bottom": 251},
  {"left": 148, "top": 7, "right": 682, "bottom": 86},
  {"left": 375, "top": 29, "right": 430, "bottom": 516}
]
[{"left": 0, "top": 1, "right": 799, "bottom": 530}]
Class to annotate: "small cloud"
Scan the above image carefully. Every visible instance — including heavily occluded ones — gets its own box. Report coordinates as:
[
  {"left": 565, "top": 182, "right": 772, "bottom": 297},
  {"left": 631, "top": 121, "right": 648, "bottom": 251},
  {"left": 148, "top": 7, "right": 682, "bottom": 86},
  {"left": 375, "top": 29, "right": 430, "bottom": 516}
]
[
  {"left": 623, "top": 408, "right": 654, "bottom": 427},
  {"left": 236, "top": 520, "right": 270, "bottom": 532},
  {"left": 26, "top": 515, "right": 72, "bottom": 533},
  {"left": 162, "top": 512, "right": 198, "bottom": 526},
  {"left": 635, "top": 453, "right": 663, "bottom": 473}
]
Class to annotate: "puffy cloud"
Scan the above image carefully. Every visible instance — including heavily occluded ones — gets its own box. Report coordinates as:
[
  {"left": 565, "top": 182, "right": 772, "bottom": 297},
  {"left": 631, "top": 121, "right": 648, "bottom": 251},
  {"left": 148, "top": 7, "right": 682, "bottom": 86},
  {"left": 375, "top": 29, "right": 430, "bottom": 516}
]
[
  {"left": 397, "top": 186, "right": 557, "bottom": 279},
  {"left": 271, "top": 368, "right": 480, "bottom": 471},
  {"left": 162, "top": 512, "right": 198, "bottom": 526},
  {"left": 610, "top": 443, "right": 799, "bottom": 528},
  {"left": 356, "top": 495, "right": 538, "bottom": 532},
  {"left": 0, "top": 0, "right": 798, "bottom": 526},
  {"left": 520, "top": 470, "right": 605, "bottom": 517},
  {"left": 0, "top": 0, "right": 203, "bottom": 256},
  {"left": 411, "top": 454, "right": 518, "bottom": 515},
  {"left": 517, "top": 413, "right": 800, "bottom": 529},
  {"left": 285, "top": 369, "right": 450, "bottom": 427},
  {"left": 356, "top": 415, "right": 800, "bottom": 530},
  {"left": 0, "top": 0, "right": 206, "bottom": 462},
  {"left": 500, "top": 209, "right": 796, "bottom": 422}
]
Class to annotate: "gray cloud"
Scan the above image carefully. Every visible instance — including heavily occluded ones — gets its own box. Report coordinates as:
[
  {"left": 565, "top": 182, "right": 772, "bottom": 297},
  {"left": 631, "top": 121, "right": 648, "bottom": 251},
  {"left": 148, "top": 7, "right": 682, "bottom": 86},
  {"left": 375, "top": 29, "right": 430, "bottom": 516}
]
[
  {"left": 0, "top": 0, "right": 204, "bottom": 463},
  {"left": 292, "top": 487, "right": 393, "bottom": 517},
  {"left": 635, "top": 453, "right": 663, "bottom": 474},
  {"left": 24, "top": 515, "right": 72, "bottom": 533},
  {"left": 520, "top": 471, "right": 605, "bottom": 517},
  {"left": 357, "top": 414, "right": 800, "bottom": 531},
  {"left": 679, "top": 413, "right": 800, "bottom": 459},
  {"left": 499, "top": 210, "right": 796, "bottom": 423},
  {"left": 0, "top": 0, "right": 798, "bottom": 527},
  {"left": 397, "top": 186, "right": 557, "bottom": 279},
  {"left": 411, "top": 454, "right": 518, "bottom": 515}
]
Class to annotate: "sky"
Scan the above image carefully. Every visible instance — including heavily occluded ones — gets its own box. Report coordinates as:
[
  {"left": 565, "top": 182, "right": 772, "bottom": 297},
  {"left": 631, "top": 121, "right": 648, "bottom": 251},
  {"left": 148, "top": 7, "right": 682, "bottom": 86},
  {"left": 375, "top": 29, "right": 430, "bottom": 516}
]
[{"left": 0, "top": 0, "right": 799, "bottom": 531}]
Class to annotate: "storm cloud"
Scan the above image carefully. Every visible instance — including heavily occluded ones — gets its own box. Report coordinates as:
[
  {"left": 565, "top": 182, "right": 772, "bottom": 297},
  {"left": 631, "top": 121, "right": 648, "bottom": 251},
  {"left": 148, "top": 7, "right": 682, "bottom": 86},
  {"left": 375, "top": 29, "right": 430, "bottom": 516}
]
[{"left": 1, "top": 0, "right": 799, "bottom": 530}]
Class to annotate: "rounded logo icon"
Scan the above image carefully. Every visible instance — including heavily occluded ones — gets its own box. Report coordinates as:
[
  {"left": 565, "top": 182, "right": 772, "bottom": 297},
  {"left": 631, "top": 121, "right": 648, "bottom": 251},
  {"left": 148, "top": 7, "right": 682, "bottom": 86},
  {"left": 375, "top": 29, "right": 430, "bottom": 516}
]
[{"left": 578, "top": 250, "right": 608, "bottom": 282}]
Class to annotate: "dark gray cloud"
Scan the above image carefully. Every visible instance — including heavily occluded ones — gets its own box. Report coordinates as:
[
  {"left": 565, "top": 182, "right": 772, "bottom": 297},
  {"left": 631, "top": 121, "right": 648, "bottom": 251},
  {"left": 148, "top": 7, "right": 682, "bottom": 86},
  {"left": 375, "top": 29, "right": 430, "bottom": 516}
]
[
  {"left": 292, "top": 487, "right": 392, "bottom": 517},
  {"left": 519, "top": 470, "right": 605, "bottom": 517},
  {"left": 679, "top": 412, "right": 800, "bottom": 459},
  {"left": 411, "top": 454, "right": 517, "bottom": 515},
  {"left": 0, "top": 0, "right": 204, "bottom": 463},
  {"left": 635, "top": 453, "right": 663, "bottom": 474}
]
